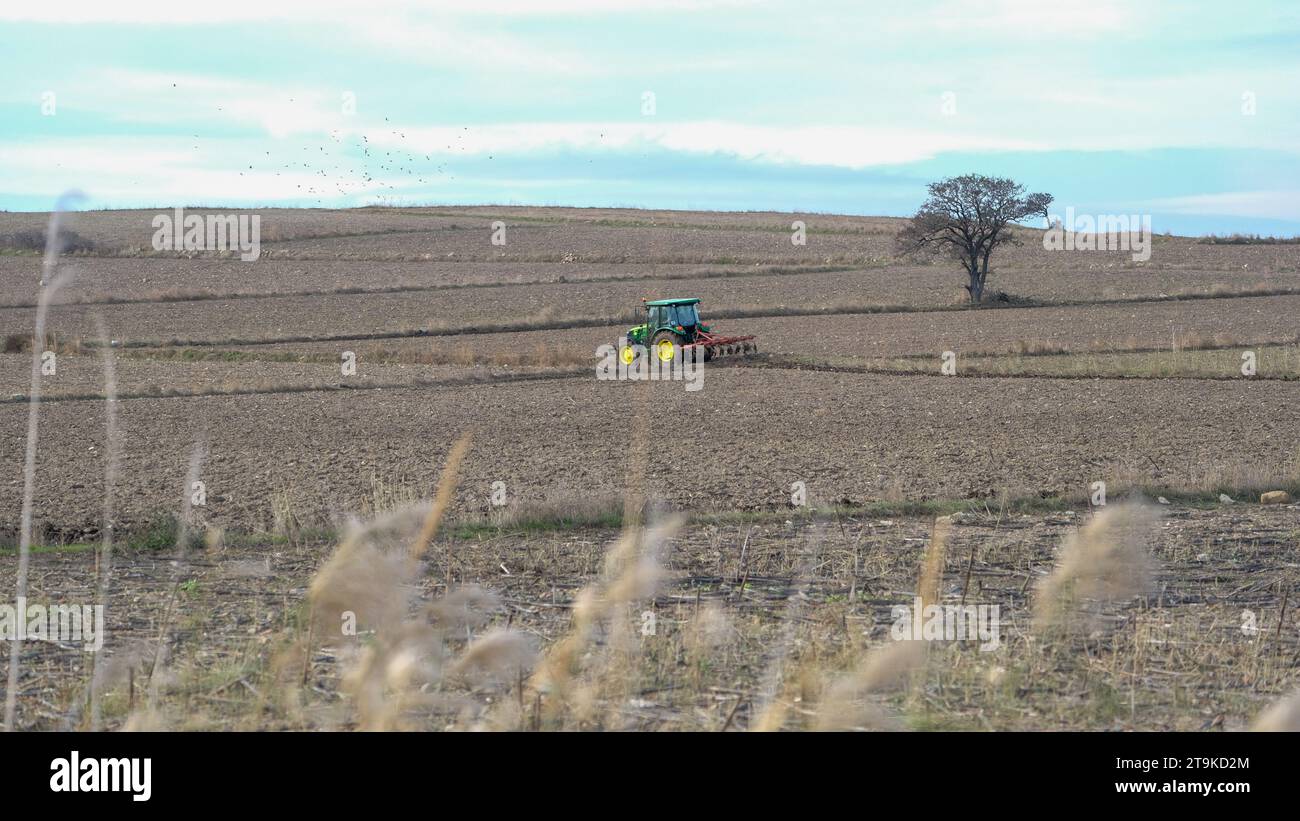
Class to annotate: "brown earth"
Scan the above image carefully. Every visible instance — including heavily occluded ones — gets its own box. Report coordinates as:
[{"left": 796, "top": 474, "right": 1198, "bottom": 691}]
[
  {"left": 0, "top": 352, "right": 539, "bottom": 399},
  {"left": 8, "top": 281, "right": 1300, "bottom": 361},
  {"left": 3, "top": 206, "right": 1299, "bottom": 733},
  {"left": 0, "top": 257, "right": 757, "bottom": 306},
  {"left": 5, "top": 367, "right": 1300, "bottom": 542}
]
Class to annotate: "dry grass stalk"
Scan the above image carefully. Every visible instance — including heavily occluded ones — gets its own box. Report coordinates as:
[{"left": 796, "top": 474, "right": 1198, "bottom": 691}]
[
  {"left": 132, "top": 440, "right": 208, "bottom": 722},
  {"left": 918, "top": 515, "right": 951, "bottom": 609},
  {"left": 304, "top": 432, "right": 541, "bottom": 730},
  {"left": 813, "top": 516, "right": 948, "bottom": 730},
  {"left": 449, "top": 629, "right": 537, "bottom": 684},
  {"left": 751, "top": 690, "right": 793, "bottom": 732},
  {"left": 88, "top": 313, "right": 121, "bottom": 731},
  {"left": 750, "top": 525, "right": 830, "bottom": 731},
  {"left": 815, "top": 640, "right": 928, "bottom": 731},
  {"left": 4, "top": 215, "right": 80, "bottom": 730},
  {"left": 513, "top": 394, "right": 675, "bottom": 728},
  {"left": 308, "top": 510, "right": 434, "bottom": 730},
  {"left": 1033, "top": 502, "right": 1159, "bottom": 634},
  {"left": 410, "top": 432, "right": 473, "bottom": 560},
  {"left": 528, "top": 515, "right": 681, "bottom": 728},
  {"left": 1252, "top": 687, "right": 1300, "bottom": 731}
]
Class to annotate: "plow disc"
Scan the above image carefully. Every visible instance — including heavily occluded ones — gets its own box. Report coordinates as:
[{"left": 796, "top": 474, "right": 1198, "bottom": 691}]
[{"left": 686, "top": 330, "right": 758, "bottom": 361}]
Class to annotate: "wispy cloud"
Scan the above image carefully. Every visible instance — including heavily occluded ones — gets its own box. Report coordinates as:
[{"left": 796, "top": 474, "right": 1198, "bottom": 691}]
[
  {"left": 362, "top": 121, "right": 1044, "bottom": 167},
  {"left": 1144, "top": 190, "right": 1300, "bottom": 221},
  {"left": 929, "top": 0, "right": 1138, "bottom": 36},
  {"left": 1, "top": 0, "right": 1297, "bottom": 232},
  {"left": 0, "top": 136, "right": 387, "bottom": 201},
  {"left": 0, "top": 0, "right": 754, "bottom": 24}
]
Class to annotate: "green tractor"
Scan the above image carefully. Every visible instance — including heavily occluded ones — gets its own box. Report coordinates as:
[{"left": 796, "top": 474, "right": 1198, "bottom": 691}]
[{"left": 620, "top": 298, "right": 757, "bottom": 364}]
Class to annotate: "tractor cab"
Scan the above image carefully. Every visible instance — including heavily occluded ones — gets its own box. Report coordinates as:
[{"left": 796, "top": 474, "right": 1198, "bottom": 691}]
[{"left": 644, "top": 298, "right": 703, "bottom": 341}]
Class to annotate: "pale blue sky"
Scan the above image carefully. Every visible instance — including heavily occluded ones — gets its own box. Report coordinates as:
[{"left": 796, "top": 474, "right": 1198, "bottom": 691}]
[{"left": 2, "top": 0, "right": 1298, "bottom": 234}]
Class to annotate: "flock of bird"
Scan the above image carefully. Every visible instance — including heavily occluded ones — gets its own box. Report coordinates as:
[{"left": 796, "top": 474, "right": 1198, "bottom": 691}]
[{"left": 209, "top": 103, "right": 480, "bottom": 204}]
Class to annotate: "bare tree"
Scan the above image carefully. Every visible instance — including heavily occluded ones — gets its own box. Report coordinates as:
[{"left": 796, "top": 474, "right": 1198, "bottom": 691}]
[{"left": 897, "top": 174, "right": 1052, "bottom": 304}]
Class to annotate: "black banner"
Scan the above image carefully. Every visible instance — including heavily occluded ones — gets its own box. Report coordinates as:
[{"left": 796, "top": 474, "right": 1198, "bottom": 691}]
[{"left": 2, "top": 731, "right": 1287, "bottom": 808}]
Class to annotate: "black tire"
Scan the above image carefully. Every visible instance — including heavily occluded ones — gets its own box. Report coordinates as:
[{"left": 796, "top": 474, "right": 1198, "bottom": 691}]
[{"left": 650, "top": 330, "right": 683, "bottom": 362}]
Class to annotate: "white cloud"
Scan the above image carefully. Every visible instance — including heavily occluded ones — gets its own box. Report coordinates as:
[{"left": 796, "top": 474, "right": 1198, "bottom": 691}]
[
  {"left": 28, "top": 69, "right": 348, "bottom": 139},
  {"left": 1144, "top": 191, "right": 1300, "bottom": 221},
  {"left": 350, "top": 15, "right": 595, "bottom": 74},
  {"left": 0, "top": 1, "right": 743, "bottom": 76},
  {"left": 0, "top": 0, "right": 751, "bottom": 24},
  {"left": 0, "top": 137, "right": 391, "bottom": 203},
  {"left": 356, "top": 118, "right": 1300, "bottom": 167},
  {"left": 362, "top": 121, "right": 1045, "bottom": 167},
  {"left": 930, "top": 0, "right": 1135, "bottom": 35}
]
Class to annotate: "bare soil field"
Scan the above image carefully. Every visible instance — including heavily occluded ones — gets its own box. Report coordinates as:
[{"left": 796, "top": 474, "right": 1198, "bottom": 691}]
[
  {"left": 259, "top": 222, "right": 881, "bottom": 263},
  {"left": 745, "top": 293, "right": 1300, "bottom": 358},
  {"left": 0, "top": 257, "right": 754, "bottom": 307},
  {"left": 98, "top": 288, "right": 1294, "bottom": 369},
  {"left": 0, "top": 207, "right": 475, "bottom": 250},
  {"left": 10, "top": 205, "right": 1297, "bottom": 272},
  {"left": 3, "top": 206, "right": 1299, "bottom": 733},
  {"left": 10, "top": 257, "right": 1300, "bottom": 330},
  {"left": 9, "top": 278, "right": 1300, "bottom": 361},
  {"left": 5, "top": 368, "right": 1300, "bottom": 543},
  {"left": 0, "top": 352, "right": 528, "bottom": 399}
]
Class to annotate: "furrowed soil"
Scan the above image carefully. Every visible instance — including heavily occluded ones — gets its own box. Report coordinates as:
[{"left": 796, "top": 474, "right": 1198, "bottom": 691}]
[
  {"left": 4, "top": 368, "right": 1300, "bottom": 541},
  {"left": 2, "top": 206, "right": 1298, "bottom": 732}
]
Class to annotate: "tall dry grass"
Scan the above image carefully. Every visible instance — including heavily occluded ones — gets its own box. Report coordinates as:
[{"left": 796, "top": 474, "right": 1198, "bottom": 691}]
[
  {"left": 518, "top": 394, "right": 687, "bottom": 729},
  {"left": 749, "top": 526, "right": 823, "bottom": 732},
  {"left": 1033, "top": 503, "right": 1159, "bottom": 634},
  {"left": 298, "top": 431, "right": 672, "bottom": 730},
  {"left": 88, "top": 314, "right": 121, "bottom": 731},
  {"left": 1252, "top": 687, "right": 1300, "bottom": 731},
  {"left": 305, "top": 432, "right": 502, "bottom": 730},
  {"left": 299, "top": 424, "right": 677, "bottom": 731},
  {"left": 4, "top": 193, "right": 83, "bottom": 732},
  {"left": 813, "top": 515, "right": 948, "bottom": 731},
  {"left": 526, "top": 517, "right": 681, "bottom": 729},
  {"left": 140, "top": 440, "right": 208, "bottom": 719}
]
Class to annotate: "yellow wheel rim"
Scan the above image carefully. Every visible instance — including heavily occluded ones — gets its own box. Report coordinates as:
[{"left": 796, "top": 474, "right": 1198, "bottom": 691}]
[
  {"left": 620, "top": 345, "right": 636, "bottom": 365},
  {"left": 656, "top": 339, "right": 675, "bottom": 362}
]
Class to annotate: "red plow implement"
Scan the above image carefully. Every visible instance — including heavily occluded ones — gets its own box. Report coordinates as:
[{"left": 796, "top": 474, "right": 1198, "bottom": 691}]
[{"left": 686, "top": 329, "right": 757, "bottom": 361}]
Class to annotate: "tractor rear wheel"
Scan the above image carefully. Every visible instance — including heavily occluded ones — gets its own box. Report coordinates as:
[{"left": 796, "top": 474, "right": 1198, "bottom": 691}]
[{"left": 651, "top": 331, "right": 681, "bottom": 363}]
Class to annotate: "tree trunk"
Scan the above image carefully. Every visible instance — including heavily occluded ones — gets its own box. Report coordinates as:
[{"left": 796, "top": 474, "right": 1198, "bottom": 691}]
[{"left": 968, "top": 269, "right": 983, "bottom": 304}]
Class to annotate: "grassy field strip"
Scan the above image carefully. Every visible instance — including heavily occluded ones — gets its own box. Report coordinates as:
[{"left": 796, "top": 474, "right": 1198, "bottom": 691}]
[
  {"left": 76, "top": 337, "right": 1300, "bottom": 375},
  {"left": 15, "top": 473, "right": 1300, "bottom": 552},
  {"left": 0, "top": 364, "right": 590, "bottom": 405},
  {"left": 749, "top": 344, "right": 1300, "bottom": 380},
  {"left": 20, "top": 342, "right": 1300, "bottom": 406}
]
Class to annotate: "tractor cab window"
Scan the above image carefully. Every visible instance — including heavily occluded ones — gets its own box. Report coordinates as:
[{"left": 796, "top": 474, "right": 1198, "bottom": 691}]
[{"left": 667, "top": 304, "right": 699, "bottom": 327}]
